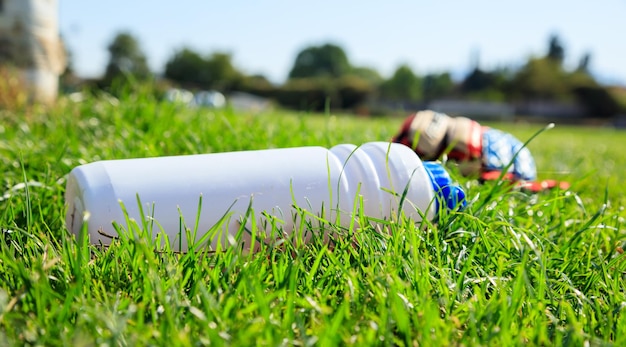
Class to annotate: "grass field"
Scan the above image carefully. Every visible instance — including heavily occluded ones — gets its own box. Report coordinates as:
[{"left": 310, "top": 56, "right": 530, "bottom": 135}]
[{"left": 0, "top": 90, "right": 625, "bottom": 346}]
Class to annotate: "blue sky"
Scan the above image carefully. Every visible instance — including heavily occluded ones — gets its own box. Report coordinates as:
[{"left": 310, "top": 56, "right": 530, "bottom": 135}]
[{"left": 59, "top": 0, "right": 626, "bottom": 86}]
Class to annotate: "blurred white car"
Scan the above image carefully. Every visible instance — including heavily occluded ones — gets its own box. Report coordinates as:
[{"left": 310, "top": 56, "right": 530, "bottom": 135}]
[
  {"left": 193, "top": 90, "right": 226, "bottom": 108},
  {"left": 164, "top": 88, "right": 194, "bottom": 105}
]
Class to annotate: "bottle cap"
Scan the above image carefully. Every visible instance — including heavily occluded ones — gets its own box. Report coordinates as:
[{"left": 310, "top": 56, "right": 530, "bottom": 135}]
[{"left": 422, "top": 161, "right": 466, "bottom": 213}]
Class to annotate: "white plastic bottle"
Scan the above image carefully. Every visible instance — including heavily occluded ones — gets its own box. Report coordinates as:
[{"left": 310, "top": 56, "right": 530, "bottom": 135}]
[{"left": 65, "top": 142, "right": 465, "bottom": 251}]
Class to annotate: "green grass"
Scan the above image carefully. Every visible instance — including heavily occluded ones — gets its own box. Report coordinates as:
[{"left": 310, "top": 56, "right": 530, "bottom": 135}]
[{"left": 0, "top": 90, "right": 625, "bottom": 346}]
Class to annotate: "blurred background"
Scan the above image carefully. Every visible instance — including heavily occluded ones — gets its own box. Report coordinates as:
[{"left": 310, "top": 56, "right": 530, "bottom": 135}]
[{"left": 2, "top": 0, "right": 626, "bottom": 124}]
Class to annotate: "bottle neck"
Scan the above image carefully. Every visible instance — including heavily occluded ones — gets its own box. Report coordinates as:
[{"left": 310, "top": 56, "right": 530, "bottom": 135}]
[
  {"left": 422, "top": 161, "right": 466, "bottom": 214},
  {"left": 330, "top": 142, "right": 441, "bottom": 221}
]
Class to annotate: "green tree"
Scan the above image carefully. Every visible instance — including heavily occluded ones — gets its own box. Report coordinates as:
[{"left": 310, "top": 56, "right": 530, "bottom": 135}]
[
  {"left": 288, "top": 43, "right": 351, "bottom": 78},
  {"left": 460, "top": 67, "right": 511, "bottom": 101},
  {"left": 461, "top": 68, "right": 495, "bottom": 92},
  {"left": 379, "top": 64, "right": 422, "bottom": 101},
  {"left": 572, "top": 85, "right": 621, "bottom": 117},
  {"left": 164, "top": 48, "right": 209, "bottom": 86},
  {"left": 510, "top": 57, "right": 569, "bottom": 100},
  {"left": 239, "top": 74, "right": 275, "bottom": 97},
  {"left": 164, "top": 49, "right": 242, "bottom": 91},
  {"left": 577, "top": 52, "right": 592, "bottom": 73},
  {"left": 103, "top": 31, "right": 151, "bottom": 84},
  {"left": 546, "top": 34, "right": 565, "bottom": 66},
  {"left": 422, "top": 72, "right": 454, "bottom": 101},
  {"left": 568, "top": 61, "right": 596, "bottom": 88},
  {"left": 204, "top": 52, "right": 243, "bottom": 91},
  {"left": 350, "top": 66, "right": 384, "bottom": 86}
]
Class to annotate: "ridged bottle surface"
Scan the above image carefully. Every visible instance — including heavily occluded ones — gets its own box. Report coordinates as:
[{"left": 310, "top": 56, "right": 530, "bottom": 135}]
[{"left": 65, "top": 142, "right": 442, "bottom": 251}]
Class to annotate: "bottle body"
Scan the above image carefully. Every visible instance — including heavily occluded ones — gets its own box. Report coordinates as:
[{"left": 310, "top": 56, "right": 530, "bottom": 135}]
[{"left": 65, "top": 142, "right": 443, "bottom": 252}]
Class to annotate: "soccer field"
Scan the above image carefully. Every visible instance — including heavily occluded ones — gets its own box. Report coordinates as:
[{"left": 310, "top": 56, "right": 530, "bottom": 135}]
[{"left": 0, "top": 93, "right": 624, "bottom": 345}]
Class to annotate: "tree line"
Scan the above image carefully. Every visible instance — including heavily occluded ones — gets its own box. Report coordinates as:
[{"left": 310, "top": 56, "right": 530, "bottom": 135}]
[{"left": 63, "top": 31, "right": 626, "bottom": 118}]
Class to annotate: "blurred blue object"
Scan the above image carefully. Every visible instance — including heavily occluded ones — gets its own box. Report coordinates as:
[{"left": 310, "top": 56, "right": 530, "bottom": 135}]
[
  {"left": 422, "top": 161, "right": 467, "bottom": 213},
  {"left": 482, "top": 128, "right": 537, "bottom": 181}
]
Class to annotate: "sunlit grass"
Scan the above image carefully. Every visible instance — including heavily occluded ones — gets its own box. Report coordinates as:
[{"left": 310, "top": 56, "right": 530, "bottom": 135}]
[{"left": 0, "top": 90, "right": 625, "bottom": 345}]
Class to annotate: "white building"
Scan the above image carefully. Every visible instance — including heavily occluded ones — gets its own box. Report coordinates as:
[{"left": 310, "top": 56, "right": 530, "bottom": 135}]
[{"left": 0, "top": 0, "right": 65, "bottom": 104}]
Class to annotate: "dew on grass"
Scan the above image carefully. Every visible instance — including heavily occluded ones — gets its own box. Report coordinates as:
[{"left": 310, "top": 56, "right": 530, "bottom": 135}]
[
  {"left": 88, "top": 117, "right": 100, "bottom": 127},
  {"left": 19, "top": 122, "right": 30, "bottom": 134},
  {"left": 369, "top": 321, "right": 378, "bottom": 331}
]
